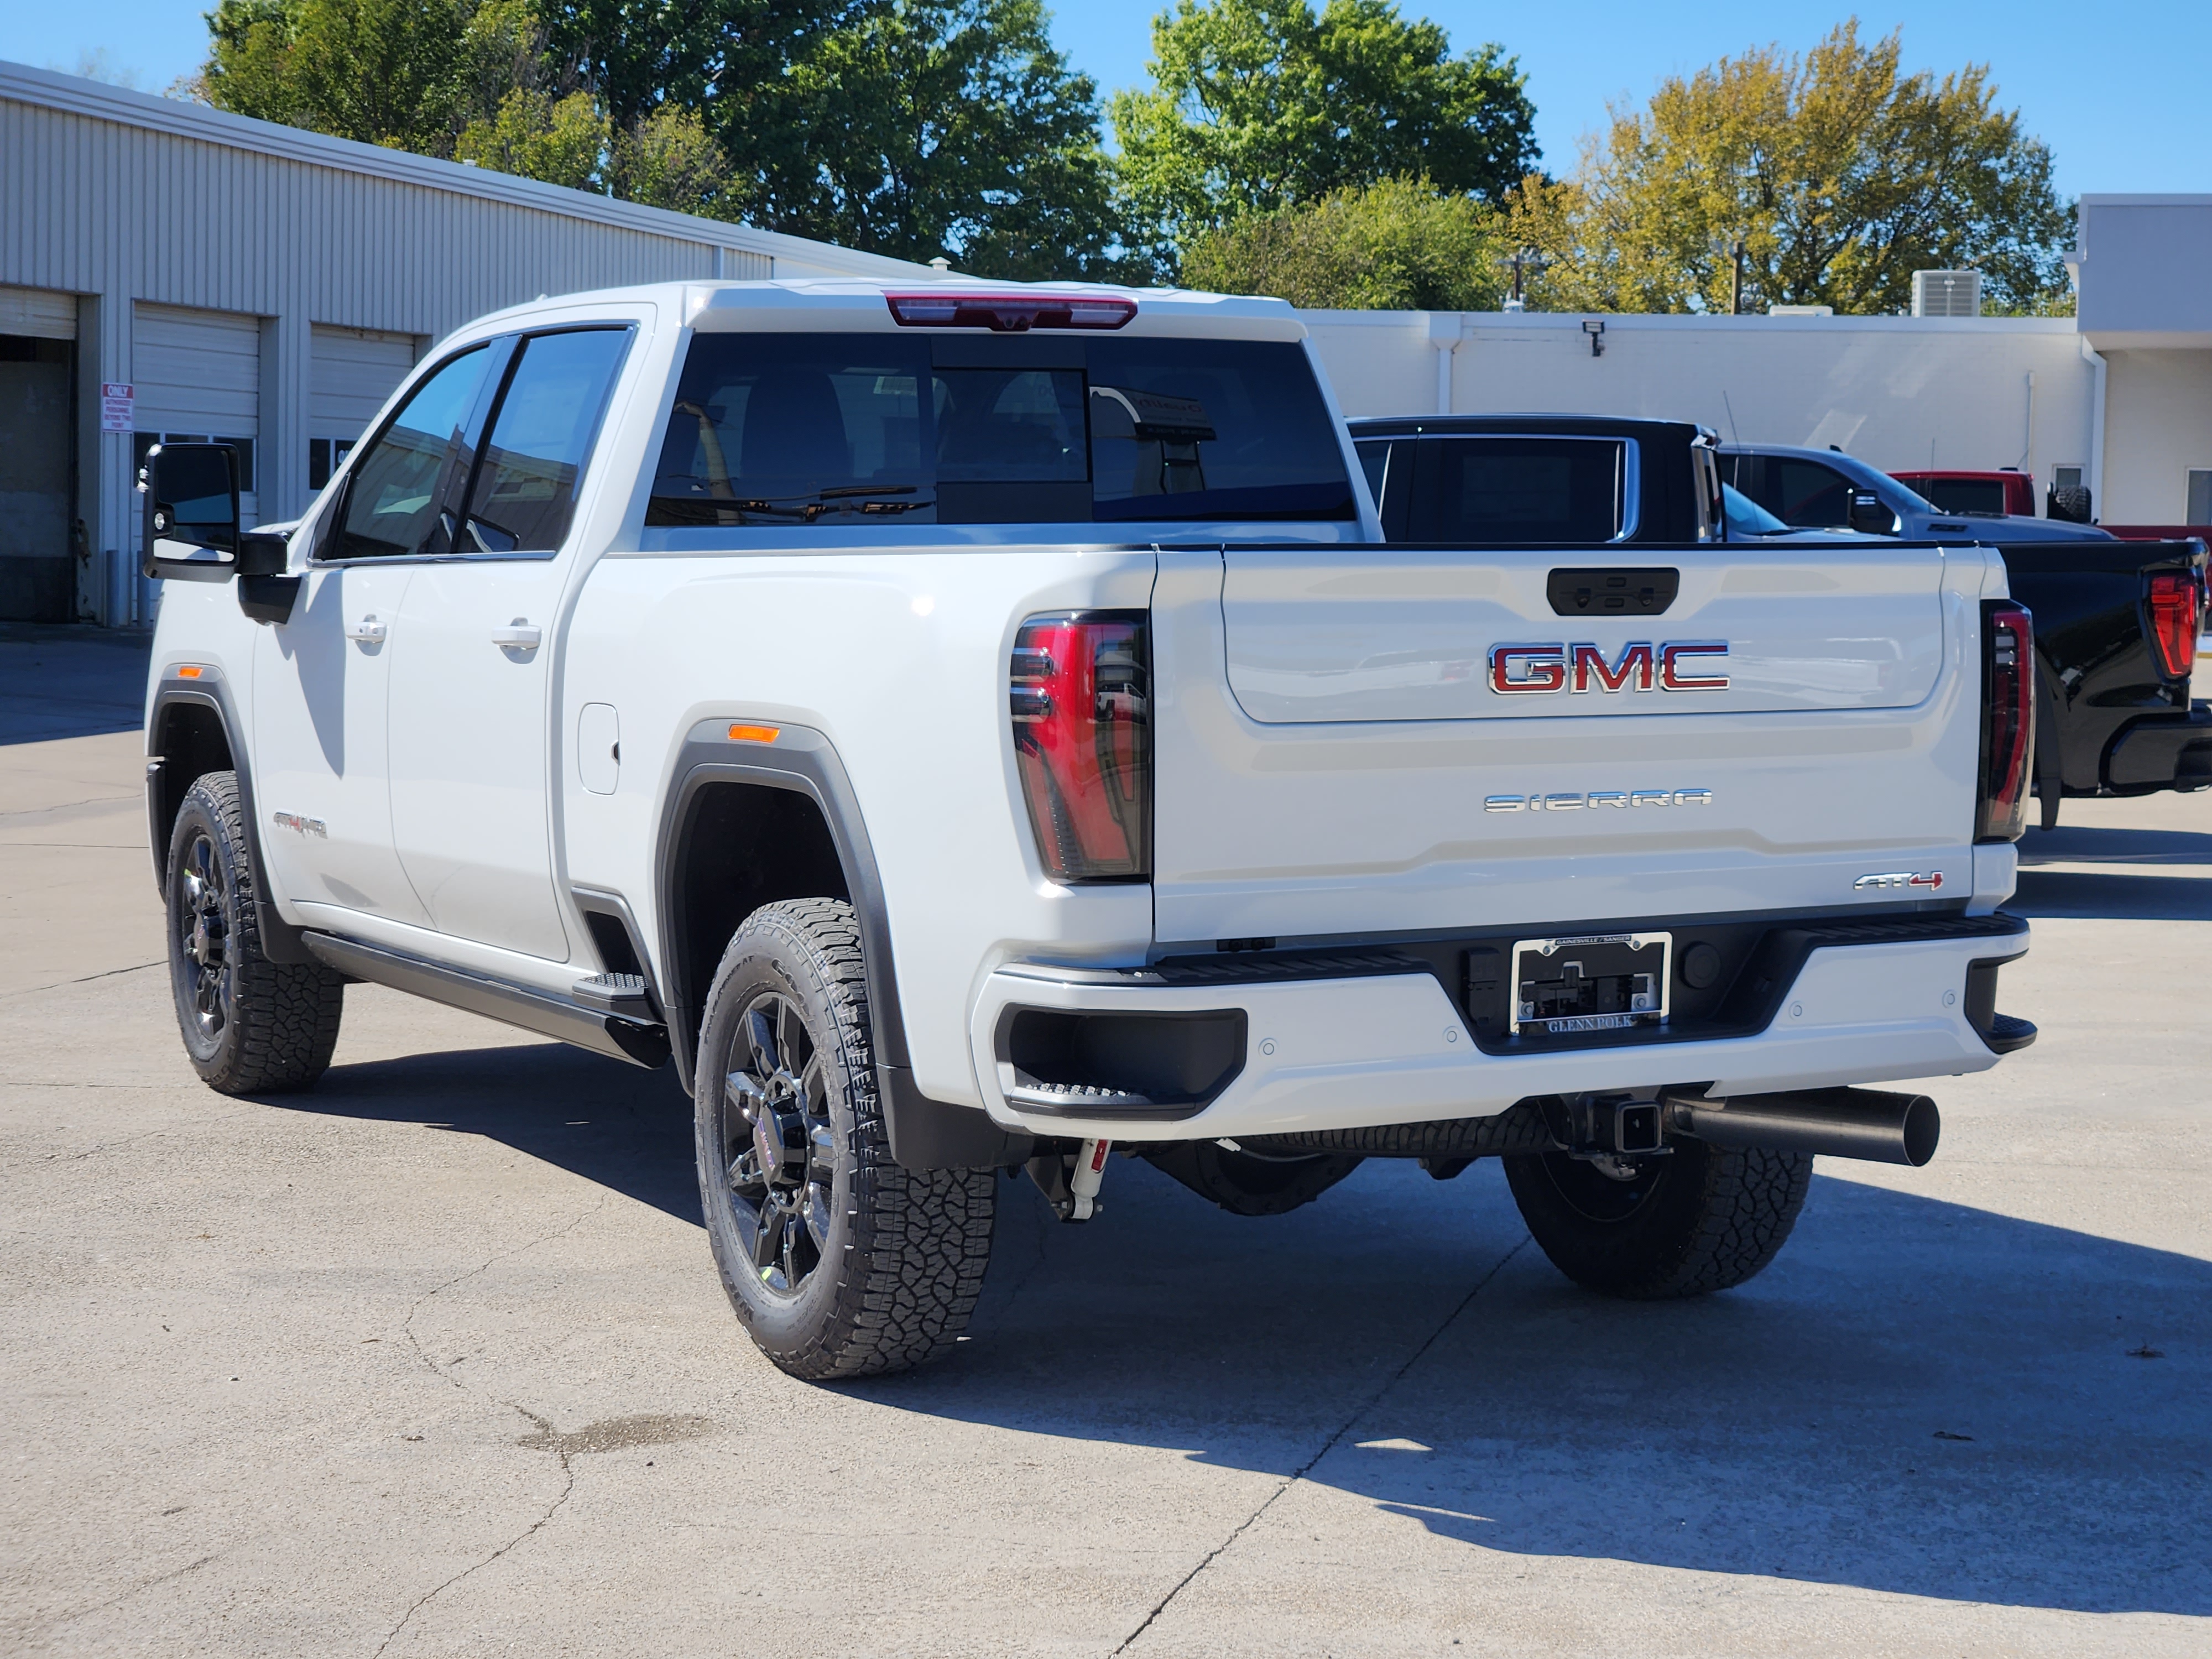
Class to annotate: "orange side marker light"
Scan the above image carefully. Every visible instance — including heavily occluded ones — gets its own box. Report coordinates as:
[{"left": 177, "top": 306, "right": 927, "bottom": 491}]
[
  {"left": 727, "top": 723, "right": 780, "bottom": 744},
  {"left": 177, "top": 665, "right": 204, "bottom": 679}
]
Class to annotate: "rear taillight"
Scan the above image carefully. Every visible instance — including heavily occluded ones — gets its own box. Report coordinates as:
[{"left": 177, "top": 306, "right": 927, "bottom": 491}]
[
  {"left": 1978, "top": 601, "right": 2034, "bottom": 843},
  {"left": 1010, "top": 613, "right": 1150, "bottom": 881},
  {"left": 2145, "top": 569, "right": 2202, "bottom": 681}
]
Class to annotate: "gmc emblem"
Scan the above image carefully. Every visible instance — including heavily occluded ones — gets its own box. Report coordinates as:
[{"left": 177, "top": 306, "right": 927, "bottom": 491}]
[{"left": 1489, "top": 641, "right": 1730, "bottom": 695}]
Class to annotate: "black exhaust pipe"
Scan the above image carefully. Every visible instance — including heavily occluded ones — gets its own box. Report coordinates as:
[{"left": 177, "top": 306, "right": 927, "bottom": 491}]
[{"left": 1663, "top": 1086, "right": 1940, "bottom": 1167}]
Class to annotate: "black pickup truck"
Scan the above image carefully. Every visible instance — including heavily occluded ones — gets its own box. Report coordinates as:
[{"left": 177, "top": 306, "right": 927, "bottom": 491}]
[{"left": 1349, "top": 415, "right": 2212, "bottom": 825}]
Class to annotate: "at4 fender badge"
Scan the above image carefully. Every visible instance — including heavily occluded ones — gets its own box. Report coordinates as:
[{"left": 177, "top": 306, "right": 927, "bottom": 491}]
[
  {"left": 1490, "top": 641, "right": 1730, "bottom": 695},
  {"left": 273, "top": 811, "right": 327, "bottom": 838},
  {"left": 1853, "top": 870, "right": 1943, "bottom": 891}
]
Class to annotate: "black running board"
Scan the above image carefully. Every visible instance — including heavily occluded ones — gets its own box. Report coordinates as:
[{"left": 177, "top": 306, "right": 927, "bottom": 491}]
[{"left": 301, "top": 932, "right": 670, "bottom": 1070}]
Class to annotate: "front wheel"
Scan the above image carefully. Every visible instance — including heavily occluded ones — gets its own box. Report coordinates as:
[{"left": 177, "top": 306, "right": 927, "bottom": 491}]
[
  {"left": 694, "top": 899, "right": 995, "bottom": 1380},
  {"left": 165, "top": 771, "right": 345, "bottom": 1094},
  {"left": 1503, "top": 1138, "right": 1812, "bottom": 1298}
]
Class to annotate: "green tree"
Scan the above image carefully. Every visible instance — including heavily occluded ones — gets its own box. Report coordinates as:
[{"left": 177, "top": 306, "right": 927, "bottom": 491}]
[
  {"left": 202, "top": 0, "right": 471, "bottom": 152},
  {"left": 1111, "top": 0, "right": 1537, "bottom": 272},
  {"left": 1180, "top": 177, "right": 1504, "bottom": 309},
  {"left": 758, "top": 0, "right": 1128, "bottom": 278},
  {"left": 206, "top": 0, "right": 1129, "bottom": 276},
  {"left": 454, "top": 87, "right": 607, "bottom": 188},
  {"left": 1504, "top": 20, "right": 2073, "bottom": 316}
]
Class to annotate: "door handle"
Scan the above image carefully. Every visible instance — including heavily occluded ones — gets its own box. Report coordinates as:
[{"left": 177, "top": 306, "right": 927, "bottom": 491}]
[
  {"left": 346, "top": 615, "right": 387, "bottom": 643},
  {"left": 492, "top": 620, "right": 542, "bottom": 650}
]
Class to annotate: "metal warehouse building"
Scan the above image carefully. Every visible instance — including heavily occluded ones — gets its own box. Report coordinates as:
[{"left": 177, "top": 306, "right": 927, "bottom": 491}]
[{"left": 0, "top": 60, "right": 937, "bottom": 625}]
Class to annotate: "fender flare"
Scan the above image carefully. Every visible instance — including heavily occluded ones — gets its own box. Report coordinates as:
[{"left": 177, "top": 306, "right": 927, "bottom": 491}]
[
  {"left": 147, "top": 666, "right": 314, "bottom": 966},
  {"left": 655, "top": 720, "right": 1027, "bottom": 1171}
]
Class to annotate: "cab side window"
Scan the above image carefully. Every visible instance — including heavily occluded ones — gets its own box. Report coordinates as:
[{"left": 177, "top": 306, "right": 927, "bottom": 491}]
[
  {"left": 329, "top": 346, "right": 491, "bottom": 559},
  {"left": 1772, "top": 459, "right": 1853, "bottom": 528},
  {"left": 459, "top": 329, "right": 632, "bottom": 554}
]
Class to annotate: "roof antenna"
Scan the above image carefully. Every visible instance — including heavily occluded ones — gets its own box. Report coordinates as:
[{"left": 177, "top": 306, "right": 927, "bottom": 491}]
[{"left": 1720, "top": 390, "right": 1740, "bottom": 444}]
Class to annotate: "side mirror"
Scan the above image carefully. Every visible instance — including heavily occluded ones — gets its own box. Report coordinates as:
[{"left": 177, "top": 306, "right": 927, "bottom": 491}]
[
  {"left": 1848, "top": 489, "right": 1895, "bottom": 535},
  {"left": 140, "top": 443, "right": 241, "bottom": 581}
]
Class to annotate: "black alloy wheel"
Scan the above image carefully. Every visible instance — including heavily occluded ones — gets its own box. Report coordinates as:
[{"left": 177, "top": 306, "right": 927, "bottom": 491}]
[
  {"left": 175, "top": 826, "right": 234, "bottom": 1048},
  {"left": 693, "top": 899, "right": 995, "bottom": 1380},
  {"left": 716, "top": 990, "right": 838, "bottom": 1297}
]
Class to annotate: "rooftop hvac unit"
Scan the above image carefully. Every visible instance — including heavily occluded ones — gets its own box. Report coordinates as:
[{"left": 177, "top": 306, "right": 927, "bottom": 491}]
[{"left": 1912, "top": 269, "right": 1982, "bottom": 317}]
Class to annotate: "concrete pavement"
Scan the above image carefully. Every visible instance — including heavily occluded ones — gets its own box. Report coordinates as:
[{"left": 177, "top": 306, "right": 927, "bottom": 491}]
[{"left": 2, "top": 631, "right": 2205, "bottom": 1656}]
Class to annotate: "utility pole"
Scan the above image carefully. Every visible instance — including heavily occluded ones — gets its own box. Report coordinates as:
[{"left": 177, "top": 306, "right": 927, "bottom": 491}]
[{"left": 1730, "top": 239, "right": 1746, "bottom": 316}]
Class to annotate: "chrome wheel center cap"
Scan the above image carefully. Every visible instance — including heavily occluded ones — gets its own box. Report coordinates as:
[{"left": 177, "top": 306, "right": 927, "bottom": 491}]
[{"left": 750, "top": 1087, "right": 807, "bottom": 1189}]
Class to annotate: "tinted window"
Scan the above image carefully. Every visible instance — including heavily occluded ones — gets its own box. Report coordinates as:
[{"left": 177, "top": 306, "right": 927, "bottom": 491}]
[
  {"left": 460, "top": 330, "right": 630, "bottom": 553},
  {"left": 1917, "top": 478, "right": 2008, "bottom": 517},
  {"left": 331, "top": 347, "right": 490, "bottom": 559},
  {"left": 646, "top": 333, "right": 1353, "bottom": 526},
  {"left": 1084, "top": 338, "right": 1351, "bottom": 521},
  {"left": 1416, "top": 437, "right": 1626, "bottom": 541},
  {"left": 1773, "top": 458, "right": 1852, "bottom": 528}
]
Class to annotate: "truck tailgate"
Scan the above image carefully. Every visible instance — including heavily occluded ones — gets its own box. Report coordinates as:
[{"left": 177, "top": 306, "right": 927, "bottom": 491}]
[{"left": 1151, "top": 544, "right": 1990, "bottom": 946}]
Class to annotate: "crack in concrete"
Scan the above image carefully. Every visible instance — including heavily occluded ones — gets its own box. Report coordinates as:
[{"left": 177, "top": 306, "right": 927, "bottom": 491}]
[
  {"left": 371, "top": 1196, "right": 611, "bottom": 1654},
  {"left": 1112, "top": 1238, "right": 1527, "bottom": 1655},
  {"left": 18, "top": 961, "right": 163, "bottom": 997},
  {"left": 33, "top": 1552, "right": 220, "bottom": 1634},
  {"left": 371, "top": 1427, "right": 575, "bottom": 1658},
  {"left": 975, "top": 1172, "right": 1053, "bottom": 1332},
  {"left": 0, "top": 791, "right": 140, "bottom": 823},
  {"left": 399, "top": 1193, "right": 609, "bottom": 1390}
]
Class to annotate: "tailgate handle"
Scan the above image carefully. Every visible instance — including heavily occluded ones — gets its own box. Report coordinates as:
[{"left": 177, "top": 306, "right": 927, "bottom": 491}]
[{"left": 1547, "top": 567, "right": 1679, "bottom": 617}]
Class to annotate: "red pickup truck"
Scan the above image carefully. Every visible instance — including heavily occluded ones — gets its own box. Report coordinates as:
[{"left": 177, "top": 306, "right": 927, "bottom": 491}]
[
  {"left": 1888, "top": 468, "right": 2212, "bottom": 546},
  {"left": 1890, "top": 469, "right": 2041, "bottom": 519}
]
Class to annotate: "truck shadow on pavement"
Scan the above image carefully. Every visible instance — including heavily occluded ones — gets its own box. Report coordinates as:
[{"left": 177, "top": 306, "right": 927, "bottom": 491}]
[
  {"left": 927, "top": 1158, "right": 2212, "bottom": 1619},
  {"left": 0, "top": 625, "right": 151, "bottom": 744},
  {"left": 278, "top": 1040, "right": 702, "bottom": 1223},
  {"left": 276, "top": 1037, "right": 2208, "bottom": 1618},
  {"left": 2013, "top": 823, "right": 2212, "bottom": 921}
]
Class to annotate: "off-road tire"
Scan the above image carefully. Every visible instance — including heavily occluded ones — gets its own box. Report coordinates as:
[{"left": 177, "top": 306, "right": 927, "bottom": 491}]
[
  {"left": 165, "top": 771, "right": 345, "bottom": 1094},
  {"left": 695, "top": 899, "right": 994, "bottom": 1380},
  {"left": 1504, "top": 1138, "right": 1812, "bottom": 1298}
]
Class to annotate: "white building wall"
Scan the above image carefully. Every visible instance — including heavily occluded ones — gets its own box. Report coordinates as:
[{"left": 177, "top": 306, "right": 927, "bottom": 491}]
[
  {"left": 1303, "top": 310, "right": 2099, "bottom": 507},
  {"left": 0, "top": 59, "right": 941, "bottom": 623},
  {"left": 2102, "top": 348, "right": 2212, "bottom": 525}
]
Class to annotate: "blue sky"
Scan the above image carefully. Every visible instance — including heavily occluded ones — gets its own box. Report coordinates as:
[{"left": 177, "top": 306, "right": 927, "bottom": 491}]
[{"left": 15, "top": 1, "right": 2209, "bottom": 201}]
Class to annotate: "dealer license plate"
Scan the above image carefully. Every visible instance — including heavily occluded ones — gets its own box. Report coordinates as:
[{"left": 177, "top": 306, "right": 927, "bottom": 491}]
[{"left": 1509, "top": 932, "right": 1672, "bottom": 1036}]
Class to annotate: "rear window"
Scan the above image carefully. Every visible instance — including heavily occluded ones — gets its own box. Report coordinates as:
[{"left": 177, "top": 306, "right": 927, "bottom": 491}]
[
  {"left": 1916, "top": 478, "right": 2008, "bottom": 517},
  {"left": 1416, "top": 436, "right": 1630, "bottom": 542},
  {"left": 647, "top": 333, "right": 1353, "bottom": 527}
]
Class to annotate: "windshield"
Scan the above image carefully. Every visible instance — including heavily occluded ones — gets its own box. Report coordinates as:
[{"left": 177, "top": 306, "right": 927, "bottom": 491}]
[
  {"left": 648, "top": 333, "right": 1355, "bottom": 527},
  {"left": 1723, "top": 483, "right": 1792, "bottom": 537}
]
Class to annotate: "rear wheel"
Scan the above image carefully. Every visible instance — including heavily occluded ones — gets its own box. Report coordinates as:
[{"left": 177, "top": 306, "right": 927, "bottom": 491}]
[
  {"left": 164, "top": 771, "right": 345, "bottom": 1094},
  {"left": 1503, "top": 1138, "right": 1811, "bottom": 1298},
  {"left": 695, "top": 899, "right": 994, "bottom": 1380}
]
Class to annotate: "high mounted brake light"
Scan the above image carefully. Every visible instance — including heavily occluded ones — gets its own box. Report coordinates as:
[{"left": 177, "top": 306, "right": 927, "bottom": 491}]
[
  {"left": 1009, "top": 613, "right": 1150, "bottom": 881},
  {"left": 2143, "top": 569, "right": 2202, "bottom": 681},
  {"left": 885, "top": 293, "right": 1137, "bottom": 332},
  {"left": 1977, "top": 601, "right": 2034, "bottom": 843}
]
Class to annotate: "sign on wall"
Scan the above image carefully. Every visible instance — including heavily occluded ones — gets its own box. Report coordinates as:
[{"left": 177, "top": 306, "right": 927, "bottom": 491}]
[{"left": 100, "top": 383, "right": 134, "bottom": 433}]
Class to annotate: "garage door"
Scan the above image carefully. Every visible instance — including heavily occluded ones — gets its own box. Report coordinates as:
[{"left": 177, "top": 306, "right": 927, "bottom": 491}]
[
  {"left": 0, "top": 286, "right": 79, "bottom": 620},
  {"left": 133, "top": 302, "right": 260, "bottom": 524},
  {"left": 311, "top": 325, "right": 418, "bottom": 488}
]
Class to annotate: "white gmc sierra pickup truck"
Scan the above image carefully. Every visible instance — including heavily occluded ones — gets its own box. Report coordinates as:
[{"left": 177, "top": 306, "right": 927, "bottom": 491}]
[{"left": 139, "top": 280, "right": 2038, "bottom": 1380}]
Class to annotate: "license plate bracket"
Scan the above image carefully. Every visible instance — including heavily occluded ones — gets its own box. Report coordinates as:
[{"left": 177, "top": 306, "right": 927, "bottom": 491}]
[{"left": 1509, "top": 931, "right": 1672, "bottom": 1036}]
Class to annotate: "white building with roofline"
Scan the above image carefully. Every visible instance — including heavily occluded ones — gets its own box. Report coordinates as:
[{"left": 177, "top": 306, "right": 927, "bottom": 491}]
[
  {"left": 1298, "top": 195, "right": 2212, "bottom": 535},
  {"left": 0, "top": 59, "right": 941, "bottom": 625}
]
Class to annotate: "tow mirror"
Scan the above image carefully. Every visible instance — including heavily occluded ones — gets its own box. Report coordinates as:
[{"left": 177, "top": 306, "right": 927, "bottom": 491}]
[
  {"left": 140, "top": 443, "right": 241, "bottom": 581},
  {"left": 1848, "top": 489, "right": 1895, "bottom": 535}
]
